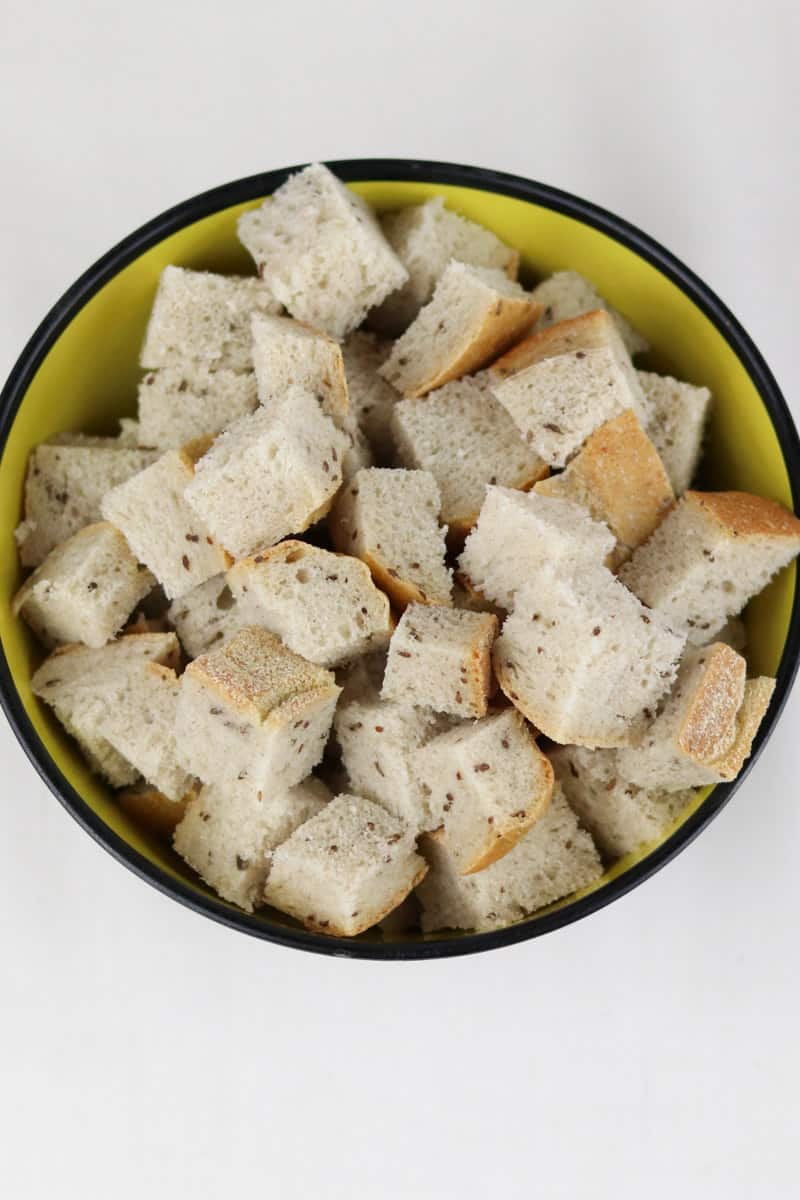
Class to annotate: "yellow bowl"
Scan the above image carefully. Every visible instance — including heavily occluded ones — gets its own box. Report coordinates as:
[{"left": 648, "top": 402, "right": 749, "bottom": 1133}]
[{"left": 2, "top": 160, "right": 798, "bottom": 959}]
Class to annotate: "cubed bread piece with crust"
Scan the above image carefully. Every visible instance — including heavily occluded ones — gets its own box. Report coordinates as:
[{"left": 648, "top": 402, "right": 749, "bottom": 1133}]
[
  {"left": 696, "top": 676, "right": 776, "bottom": 782},
  {"left": 380, "top": 261, "right": 541, "bottom": 398},
  {"left": 551, "top": 745, "right": 695, "bottom": 860},
  {"left": 15, "top": 439, "right": 158, "bottom": 567},
  {"left": 137, "top": 365, "right": 258, "bottom": 451},
  {"left": 532, "top": 270, "right": 649, "bottom": 357},
  {"left": 174, "top": 627, "right": 340, "bottom": 792},
  {"left": 334, "top": 696, "right": 444, "bottom": 831},
  {"left": 13, "top": 523, "right": 155, "bottom": 649},
  {"left": 489, "top": 310, "right": 647, "bottom": 467},
  {"left": 494, "top": 566, "right": 685, "bottom": 747},
  {"left": 534, "top": 410, "right": 674, "bottom": 563},
  {"left": 619, "top": 491, "right": 800, "bottom": 645},
  {"left": 416, "top": 708, "right": 554, "bottom": 874},
  {"left": 139, "top": 266, "right": 281, "bottom": 371},
  {"left": 381, "top": 604, "right": 497, "bottom": 719},
  {"left": 101, "top": 441, "right": 230, "bottom": 601},
  {"left": 459, "top": 487, "right": 615, "bottom": 610},
  {"left": 341, "top": 331, "right": 399, "bottom": 462},
  {"left": 371, "top": 196, "right": 519, "bottom": 334},
  {"left": 263, "top": 793, "right": 428, "bottom": 936},
  {"left": 637, "top": 370, "right": 711, "bottom": 495},
  {"left": 167, "top": 575, "right": 247, "bottom": 659},
  {"left": 237, "top": 163, "right": 408, "bottom": 341},
  {"left": 185, "top": 390, "right": 349, "bottom": 559},
  {"left": 174, "top": 777, "right": 330, "bottom": 912},
  {"left": 416, "top": 786, "right": 603, "bottom": 933},
  {"left": 227, "top": 541, "right": 392, "bottom": 668},
  {"left": 63, "top": 711, "right": 140, "bottom": 788},
  {"left": 118, "top": 784, "right": 194, "bottom": 839},
  {"left": 330, "top": 467, "right": 452, "bottom": 609},
  {"left": 390, "top": 372, "right": 548, "bottom": 537}
]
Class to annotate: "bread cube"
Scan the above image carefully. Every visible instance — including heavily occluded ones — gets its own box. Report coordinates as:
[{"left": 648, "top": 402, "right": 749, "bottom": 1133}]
[
  {"left": 390, "top": 372, "right": 548, "bottom": 537},
  {"left": 534, "top": 410, "right": 674, "bottom": 563},
  {"left": 459, "top": 487, "right": 615, "bottom": 610},
  {"left": 167, "top": 575, "right": 246, "bottom": 659},
  {"left": 416, "top": 708, "right": 554, "bottom": 874},
  {"left": 416, "top": 786, "right": 603, "bottom": 933},
  {"left": 341, "top": 331, "right": 399, "bottom": 462},
  {"left": 13, "top": 523, "right": 155, "bottom": 648},
  {"left": 531, "top": 270, "right": 648, "bottom": 357},
  {"left": 101, "top": 442, "right": 230, "bottom": 601},
  {"left": 185, "top": 390, "right": 349, "bottom": 559},
  {"left": 237, "top": 163, "right": 408, "bottom": 340},
  {"left": 173, "top": 777, "right": 329, "bottom": 912},
  {"left": 118, "top": 784, "right": 194, "bottom": 838},
  {"left": 637, "top": 370, "right": 712, "bottom": 494},
  {"left": 263, "top": 793, "right": 428, "bottom": 936},
  {"left": 227, "top": 540, "right": 392, "bottom": 668},
  {"left": 372, "top": 196, "right": 519, "bottom": 334},
  {"left": 380, "top": 261, "right": 541, "bottom": 397},
  {"left": 137, "top": 365, "right": 258, "bottom": 450},
  {"left": 15, "top": 438, "right": 157, "bottom": 567},
  {"left": 174, "top": 627, "right": 340, "bottom": 791},
  {"left": 63, "top": 712, "right": 140, "bottom": 787},
  {"left": 330, "top": 467, "right": 452, "bottom": 609},
  {"left": 139, "top": 266, "right": 280, "bottom": 371},
  {"left": 619, "top": 491, "right": 800, "bottom": 644},
  {"left": 381, "top": 604, "right": 497, "bottom": 719},
  {"left": 489, "top": 310, "right": 648, "bottom": 467}
]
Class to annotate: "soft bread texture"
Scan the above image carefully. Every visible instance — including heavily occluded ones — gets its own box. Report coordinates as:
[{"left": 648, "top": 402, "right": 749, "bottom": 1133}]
[
  {"left": 118, "top": 784, "right": 193, "bottom": 838},
  {"left": 494, "top": 565, "right": 685, "bottom": 747},
  {"left": 184, "top": 390, "right": 349, "bottom": 559},
  {"left": 174, "top": 777, "right": 330, "bottom": 912},
  {"left": 619, "top": 491, "right": 800, "bottom": 644},
  {"left": 637, "top": 370, "right": 711, "bottom": 495},
  {"left": 101, "top": 442, "right": 230, "bottom": 601},
  {"left": 263, "top": 793, "right": 427, "bottom": 936},
  {"left": 416, "top": 708, "right": 554, "bottom": 874},
  {"left": 13, "top": 522, "right": 155, "bottom": 649},
  {"left": 140, "top": 266, "right": 280, "bottom": 371},
  {"left": 330, "top": 467, "right": 452, "bottom": 609},
  {"left": 372, "top": 196, "right": 519, "bottom": 334},
  {"left": 416, "top": 786, "right": 603, "bottom": 933},
  {"left": 227, "top": 540, "right": 392, "bottom": 668},
  {"left": 489, "top": 310, "right": 647, "bottom": 467},
  {"left": 459, "top": 487, "right": 615, "bottom": 610},
  {"left": 614, "top": 643, "right": 747, "bottom": 790},
  {"left": 532, "top": 270, "right": 649, "bottom": 357},
  {"left": 334, "top": 696, "right": 445, "bottom": 831},
  {"left": 15, "top": 439, "right": 158, "bottom": 567},
  {"left": 174, "top": 627, "right": 341, "bottom": 792},
  {"left": 341, "top": 331, "right": 400, "bottom": 462},
  {"left": 137, "top": 365, "right": 258, "bottom": 450},
  {"left": 390, "top": 372, "right": 548, "bottom": 537},
  {"left": 381, "top": 603, "right": 497, "bottom": 719},
  {"left": 380, "top": 261, "right": 541, "bottom": 397},
  {"left": 237, "top": 163, "right": 408, "bottom": 340},
  {"left": 534, "top": 410, "right": 675, "bottom": 562},
  {"left": 551, "top": 746, "right": 695, "bottom": 860},
  {"left": 167, "top": 574, "right": 247, "bottom": 659}
]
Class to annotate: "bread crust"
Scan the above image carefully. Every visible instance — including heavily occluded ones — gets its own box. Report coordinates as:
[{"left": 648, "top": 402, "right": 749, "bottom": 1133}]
[
  {"left": 676, "top": 643, "right": 747, "bottom": 762},
  {"left": 490, "top": 308, "right": 614, "bottom": 377},
  {"left": 117, "top": 785, "right": 194, "bottom": 837},
  {"left": 460, "top": 740, "right": 554, "bottom": 874},
  {"left": 687, "top": 491, "right": 800, "bottom": 541},
  {"left": 705, "top": 676, "right": 775, "bottom": 780},
  {"left": 296, "top": 859, "right": 429, "bottom": 937}
]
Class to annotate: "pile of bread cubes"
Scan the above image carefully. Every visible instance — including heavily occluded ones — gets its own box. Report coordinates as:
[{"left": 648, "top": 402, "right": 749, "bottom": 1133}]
[{"left": 15, "top": 163, "right": 800, "bottom": 938}]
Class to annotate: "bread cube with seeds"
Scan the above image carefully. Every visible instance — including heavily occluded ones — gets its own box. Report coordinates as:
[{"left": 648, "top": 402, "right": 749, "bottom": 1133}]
[
  {"left": 637, "top": 370, "right": 711, "bottom": 495},
  {"left": 263, "top": 793, "right": 428, "bottom": 936},
  {"left": 341, "top": 330, "right": 400, "bottom": 462},
  {"left": 137, "top": 365, "right": 258, "bottom": 451},
  {"left": 531, "top": 270, "right": 648, "bottom": 357},
  {"left": 167, "top": 574, "right": 246, "bottom": 659},
  {"left": 416, "top": 708, "right": 554, "bottom": 874},
  {"left": 237, "top": 162, "right": 408, "bottom": 340},
  {"left": 184, "top": 390, "right": 349, "bottom": 559},
  {"left": 174, "top": 627, "right": 340, "bottom": 792},
  {"left": 489, "top": 309, "right": 648, "bottom": 467},
  {"left": 330, "top": 467, "right": 452, "bottom": 609},
  {"left": 380, "top": 260, "right": 541, "bottom": 397},
  {"left": 13, "top": 523, "right": 155, "bottom": 649},
  {"left": 227, "top": 541, "right": 391, "bottom": 668},
  {"left": 381, "top": 604, "right": 497, "bottom": 719}
]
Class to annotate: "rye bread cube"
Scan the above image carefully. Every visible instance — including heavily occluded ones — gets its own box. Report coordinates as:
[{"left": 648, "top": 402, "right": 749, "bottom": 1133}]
[
  {"left": 137, "top": 365, "right": 258, "bottom": 451},
  {"left": 263, "top": 793, "right": 428, "bottom": 936},
  {"left": 13, "top": 522, "right": 155, "bottom": 649},
  {"left": 174, "top": 627, "right": 341, "bottom": 791},
  {"left": 381, "top": 604, "right": 498, "bottom": 719}
]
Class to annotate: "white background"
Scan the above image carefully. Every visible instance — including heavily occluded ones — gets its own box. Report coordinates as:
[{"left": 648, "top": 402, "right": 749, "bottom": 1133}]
[{"left": 1, "top": 2, "right": 798, "bottom": 1196}]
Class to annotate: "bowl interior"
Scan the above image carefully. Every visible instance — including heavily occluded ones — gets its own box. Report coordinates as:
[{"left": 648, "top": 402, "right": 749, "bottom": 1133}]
[{"left": 0, "top": 172, "right": 796, "bottom": 953}]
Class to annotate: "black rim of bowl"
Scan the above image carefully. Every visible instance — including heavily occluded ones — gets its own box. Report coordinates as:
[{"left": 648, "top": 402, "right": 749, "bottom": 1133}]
[{"left": 2, "top": 158, "right": 799, "bottom": 961}]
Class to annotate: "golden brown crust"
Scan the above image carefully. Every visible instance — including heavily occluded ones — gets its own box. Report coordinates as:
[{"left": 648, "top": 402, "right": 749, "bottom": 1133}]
[
  {"left": 490, "top": 308, "right": 614, "bottom": 378},
  {"left": 687, "top": 491, "right": 800, "bottom": 541},
  {"left": 300, "top": 859, "right": 429, "bottom": 937},
  {"left": 706, "top": 676, "right": 775, "bottom": 781},
  {"left": 117, "top": 785, "right": 194, "bottom": 838},
  {"left": 676, "top": 643, "right": 747, "bottom": 762},
  {"left": 461, "top": 612, "right": 499, "bottom": 718}
]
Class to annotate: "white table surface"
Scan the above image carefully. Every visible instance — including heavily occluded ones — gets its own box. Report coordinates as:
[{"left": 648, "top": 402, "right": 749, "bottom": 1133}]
[{"left": 2, "top": 3, "right": 798, "bottom": 1195}]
